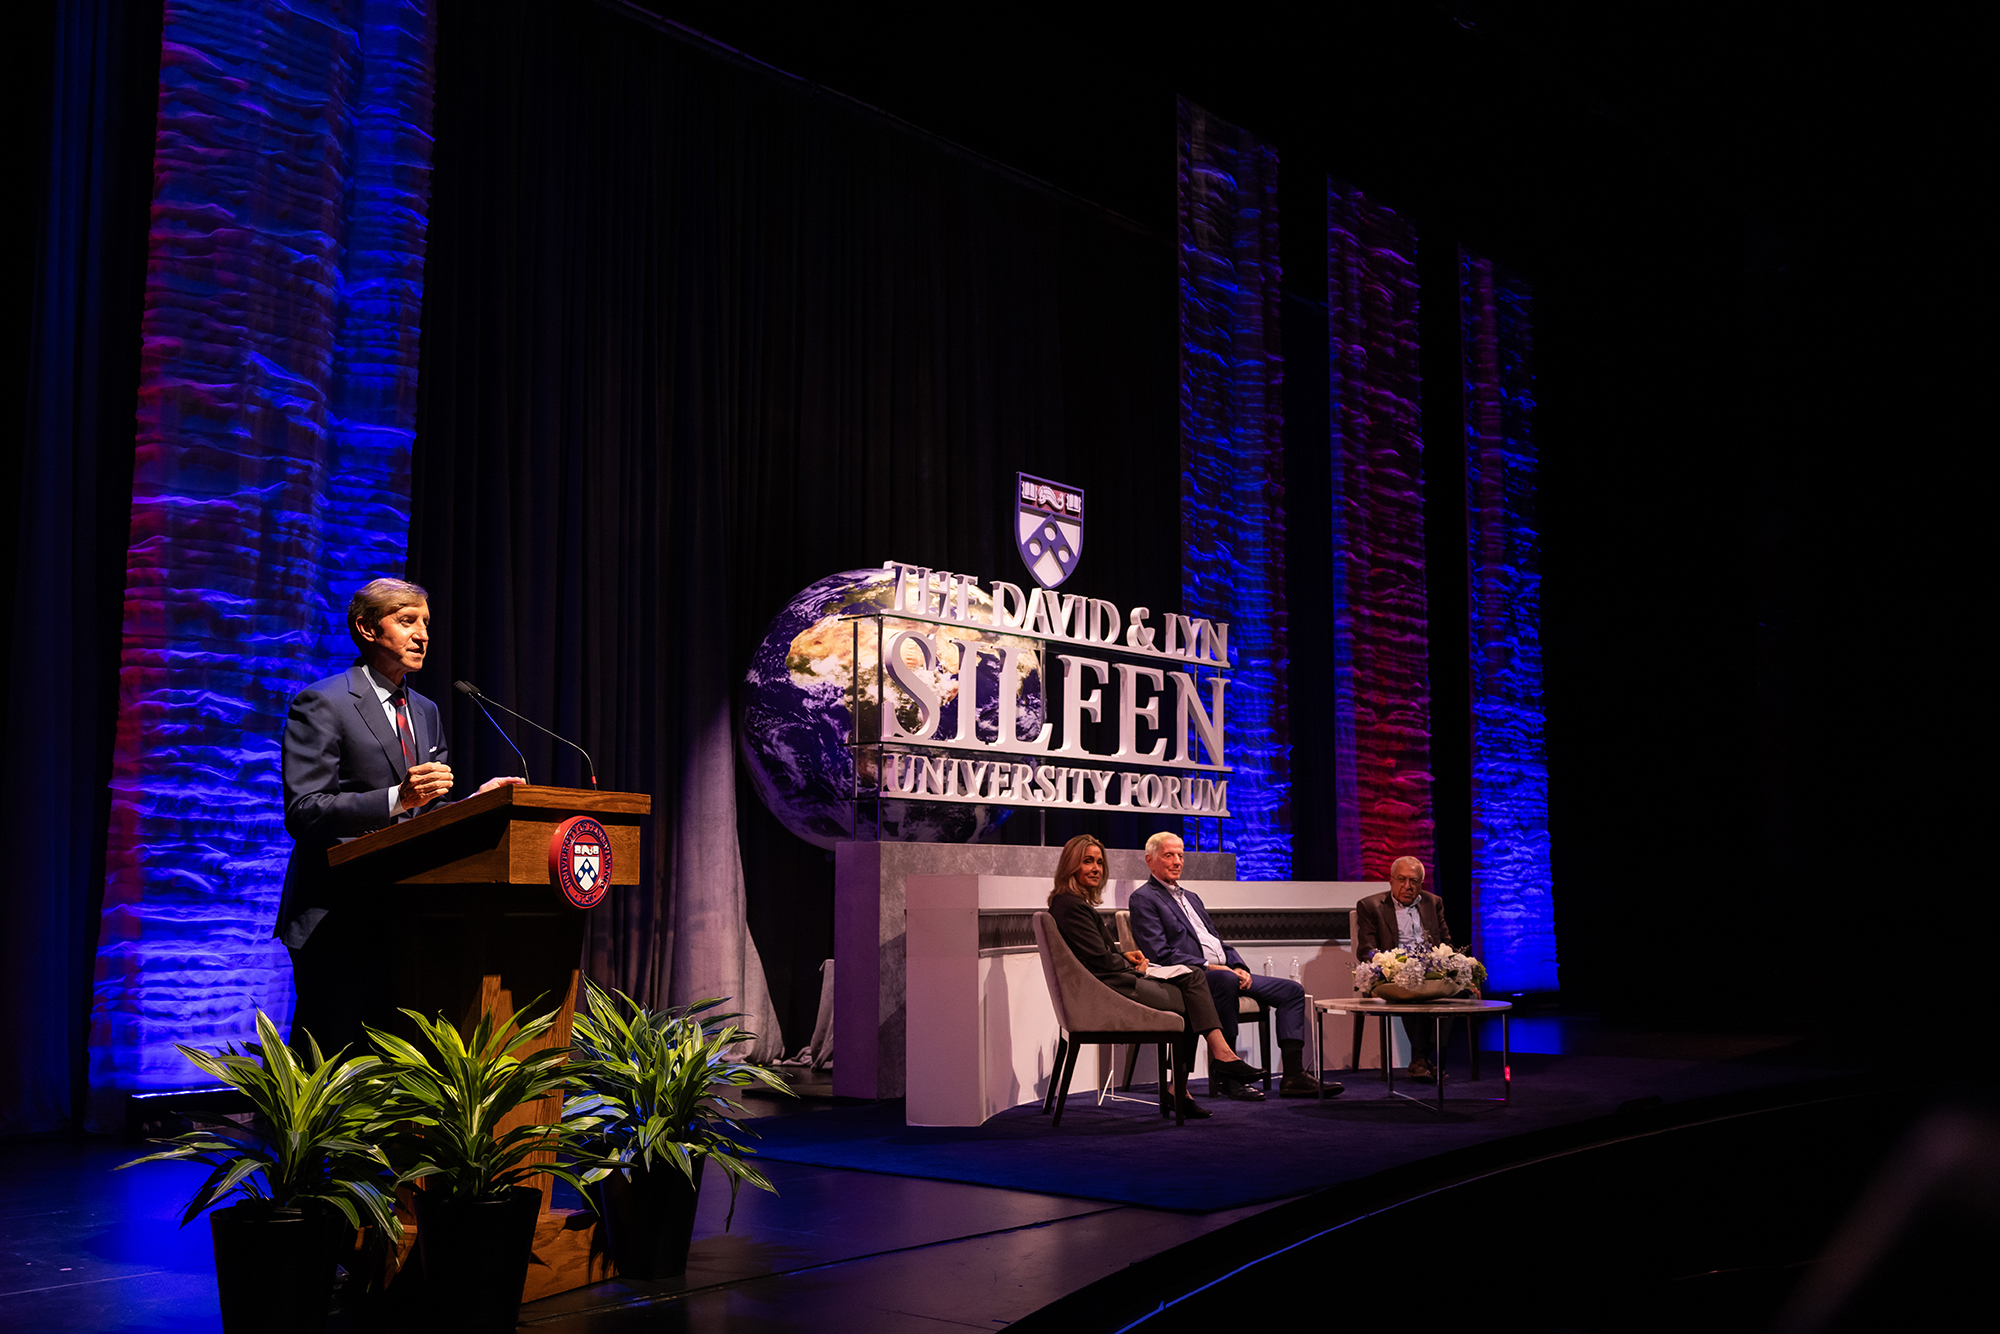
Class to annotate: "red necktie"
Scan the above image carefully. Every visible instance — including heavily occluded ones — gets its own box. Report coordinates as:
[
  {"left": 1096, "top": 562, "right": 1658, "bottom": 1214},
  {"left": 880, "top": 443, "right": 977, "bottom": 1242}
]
[{"left": 392, "top": 690, "right": 416, "bottom": 767}]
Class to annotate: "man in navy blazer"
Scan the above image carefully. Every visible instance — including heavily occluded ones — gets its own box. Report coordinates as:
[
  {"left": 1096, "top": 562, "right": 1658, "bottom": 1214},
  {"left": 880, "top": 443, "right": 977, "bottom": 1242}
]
[
  {"left": 277, "top": 578, "right": 520, "bottom": 1057},
  {"left": 1128, "top": 831, "right": 1339, "bottom": 1100}
]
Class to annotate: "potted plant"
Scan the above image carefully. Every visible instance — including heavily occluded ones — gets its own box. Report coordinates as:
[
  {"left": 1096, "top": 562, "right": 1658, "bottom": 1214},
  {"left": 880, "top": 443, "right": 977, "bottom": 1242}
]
[
  {"left": 117, "top": 1012, "right": 401, "bottom": 1334},
  {"left": 564, "top": 980, "right": 793, "bottom": 1279},
  {"left": 365, "top": 1004, "right": 607, "bottom": 1334}
]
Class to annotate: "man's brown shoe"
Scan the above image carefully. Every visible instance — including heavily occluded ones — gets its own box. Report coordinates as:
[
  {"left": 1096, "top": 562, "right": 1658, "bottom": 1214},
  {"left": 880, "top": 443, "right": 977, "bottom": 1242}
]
[{"left": 1280, "top": 1073, "right": 1342, "bottom": 1098}]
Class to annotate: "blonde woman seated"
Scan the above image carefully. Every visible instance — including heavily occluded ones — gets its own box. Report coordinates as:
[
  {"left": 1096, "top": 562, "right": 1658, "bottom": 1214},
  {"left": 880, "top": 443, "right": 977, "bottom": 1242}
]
[{"left": 1046, "top": 833, "right": 1267, "bottom": 1119}]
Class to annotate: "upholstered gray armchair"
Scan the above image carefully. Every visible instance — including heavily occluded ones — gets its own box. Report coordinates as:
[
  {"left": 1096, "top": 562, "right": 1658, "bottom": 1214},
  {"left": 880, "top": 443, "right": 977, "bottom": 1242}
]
[{"left": 1032, "top": 911, "right": 1188, "bottom": 1126}]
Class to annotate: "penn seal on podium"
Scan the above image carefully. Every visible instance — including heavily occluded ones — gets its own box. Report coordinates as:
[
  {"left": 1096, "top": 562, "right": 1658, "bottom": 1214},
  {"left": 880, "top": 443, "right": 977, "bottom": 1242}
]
[{"left": 549, "top": 816, "right": 611, "bottom": 908}]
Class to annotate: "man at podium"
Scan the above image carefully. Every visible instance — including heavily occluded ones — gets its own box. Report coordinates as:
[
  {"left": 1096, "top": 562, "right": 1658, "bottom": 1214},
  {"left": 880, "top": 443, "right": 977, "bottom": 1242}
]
[{"left": 274, "top": 578, "right": 522, "bottom": 1057}]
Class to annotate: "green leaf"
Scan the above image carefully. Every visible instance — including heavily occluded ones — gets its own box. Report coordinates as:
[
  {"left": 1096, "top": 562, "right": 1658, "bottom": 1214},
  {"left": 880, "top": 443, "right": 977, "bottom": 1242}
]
[
  {"left": 115, "top": 1009, "right": 406, "bottom": 1228},
  {"left": 361, "top": 1000, "right": 598, "bottom": 1202},
  {"left": 562, "top": 977, "right": 792, "bottom": 1215}
]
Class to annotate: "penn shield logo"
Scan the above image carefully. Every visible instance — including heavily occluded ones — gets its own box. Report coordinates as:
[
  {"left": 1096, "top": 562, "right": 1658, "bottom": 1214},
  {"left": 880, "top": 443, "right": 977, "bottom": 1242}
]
[
  {"left": 549, "top": 816, "right": 612, "bottom": 909},
  {"left": 1015, "top": 473, "right": 1084, "bottom": 589}
]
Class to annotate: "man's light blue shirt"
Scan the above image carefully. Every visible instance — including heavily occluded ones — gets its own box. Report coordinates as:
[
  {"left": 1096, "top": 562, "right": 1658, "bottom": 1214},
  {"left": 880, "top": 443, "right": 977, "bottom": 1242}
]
[{"left": 1394, "top": 896, "right": 1425, "bottom": 948}]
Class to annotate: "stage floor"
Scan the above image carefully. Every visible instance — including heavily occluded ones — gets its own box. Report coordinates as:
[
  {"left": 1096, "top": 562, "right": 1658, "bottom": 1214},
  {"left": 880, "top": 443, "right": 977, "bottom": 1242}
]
[
  {"left": 0, "top": 1019, "right": 1873, "bottom": 1333},
  {"left": 0, "top": 1137, "right": 1277, "bottom": 1333},
  {"left": 735, "top": 1050, "right": 1840, "bottom": 1212}
]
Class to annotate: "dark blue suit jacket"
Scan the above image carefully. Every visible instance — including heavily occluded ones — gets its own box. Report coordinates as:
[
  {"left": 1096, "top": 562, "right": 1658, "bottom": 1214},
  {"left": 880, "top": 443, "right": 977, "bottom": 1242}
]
[
  {"left": 1129, "top": 877, "right": 1245, "bottom": 972},
  {"left": 276, "top": 664, "right": 447, "bottom": 948}
]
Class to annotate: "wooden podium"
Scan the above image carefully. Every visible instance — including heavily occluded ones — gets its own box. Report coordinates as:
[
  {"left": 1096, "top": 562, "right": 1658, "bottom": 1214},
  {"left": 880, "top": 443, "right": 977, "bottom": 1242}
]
[{"left": 329, "top": 783, "right": 650, "bottom": 1301}]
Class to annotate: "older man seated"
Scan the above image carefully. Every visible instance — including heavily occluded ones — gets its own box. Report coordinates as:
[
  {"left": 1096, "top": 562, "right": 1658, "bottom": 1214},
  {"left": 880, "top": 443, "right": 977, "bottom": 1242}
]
[
  {"left": 1354, "top": 855, "right": 1458, "bottom": 1079},
  {"left": 1129, "top": 831, "right": 1341, "bottom": 1100}
]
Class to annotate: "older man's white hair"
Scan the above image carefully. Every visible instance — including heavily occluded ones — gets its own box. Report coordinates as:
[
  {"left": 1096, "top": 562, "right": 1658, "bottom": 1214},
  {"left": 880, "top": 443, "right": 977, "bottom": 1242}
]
[{"left": 1144, "top": 830, "right": 1184, "bottom": 856}]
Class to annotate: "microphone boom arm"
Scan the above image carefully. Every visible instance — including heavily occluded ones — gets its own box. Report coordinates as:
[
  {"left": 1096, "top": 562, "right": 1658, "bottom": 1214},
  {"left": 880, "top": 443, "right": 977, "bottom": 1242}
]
[
  {"left": 454, "top": 680, "right": 597, "bottom": 788},
  {"left": 461, "top": 688, "right": 531, "bottom": 786}
]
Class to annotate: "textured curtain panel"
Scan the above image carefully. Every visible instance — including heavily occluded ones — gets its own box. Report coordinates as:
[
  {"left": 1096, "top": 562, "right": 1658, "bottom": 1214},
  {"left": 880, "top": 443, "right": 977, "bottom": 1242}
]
[
  {"left": 1176, "top": 100, "right": 1289, "bottom": 875},
  {"left": 1325, "top": 179, "right": 1431, "bottom": 881},
  {"left": 87, "top": 0, "right": 436, "bottom": 1124},
  {"left": 1461, "top": 250, "right": 1556, "bottom": 990},
  {"left": 413, "top": 1, "right": 1182, "bottom": 1052}
]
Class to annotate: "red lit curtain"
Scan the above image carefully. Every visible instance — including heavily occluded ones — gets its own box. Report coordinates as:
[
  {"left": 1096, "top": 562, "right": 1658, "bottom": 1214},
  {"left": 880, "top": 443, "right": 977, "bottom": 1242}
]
[{"left": 1326, "top": 180, "right": 1432, "bottom": 880}]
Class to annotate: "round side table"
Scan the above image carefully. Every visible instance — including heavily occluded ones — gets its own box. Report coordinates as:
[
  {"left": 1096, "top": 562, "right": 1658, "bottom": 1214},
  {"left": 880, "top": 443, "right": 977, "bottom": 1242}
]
[{"left": 1311, "top": 997, "right": 1514, "bottom": 1112}]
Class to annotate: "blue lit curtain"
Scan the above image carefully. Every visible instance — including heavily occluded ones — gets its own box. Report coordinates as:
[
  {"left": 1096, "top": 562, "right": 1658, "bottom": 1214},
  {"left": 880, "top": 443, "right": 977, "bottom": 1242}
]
[
  {"left": 85, "top": 0, "right": 436, "bottom": 1125},
  {"left": 1462, "top": 249, "right": 1556, "bottom": 990},
  {"left": 1177, "top": 99, "right": 1289, "bottom": 876}
]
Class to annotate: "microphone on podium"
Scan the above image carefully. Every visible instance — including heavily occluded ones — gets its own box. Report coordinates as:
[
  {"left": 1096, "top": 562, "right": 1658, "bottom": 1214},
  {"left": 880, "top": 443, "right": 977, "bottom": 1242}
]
[{"left": 452, "top": 680, "right": 600, "bottom": 788}]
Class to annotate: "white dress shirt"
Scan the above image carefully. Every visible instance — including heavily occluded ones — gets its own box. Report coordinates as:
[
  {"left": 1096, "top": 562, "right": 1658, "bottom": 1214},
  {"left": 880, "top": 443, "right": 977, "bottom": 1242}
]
[{"left": 1167, "top": 884, "right": 1230, "bottom": 966}]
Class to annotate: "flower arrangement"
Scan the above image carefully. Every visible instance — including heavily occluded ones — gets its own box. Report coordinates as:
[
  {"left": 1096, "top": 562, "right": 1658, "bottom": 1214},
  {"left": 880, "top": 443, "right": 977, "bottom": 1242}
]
[{"left": 1353, "top": 942, "right": 1488, "bottom": 997}]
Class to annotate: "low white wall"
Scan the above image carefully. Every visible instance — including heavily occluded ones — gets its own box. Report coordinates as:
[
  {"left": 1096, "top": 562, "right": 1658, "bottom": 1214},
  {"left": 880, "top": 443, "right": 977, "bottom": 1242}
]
[{"left": 905, "top": 874, "right": 1391, "bottom": 1125}]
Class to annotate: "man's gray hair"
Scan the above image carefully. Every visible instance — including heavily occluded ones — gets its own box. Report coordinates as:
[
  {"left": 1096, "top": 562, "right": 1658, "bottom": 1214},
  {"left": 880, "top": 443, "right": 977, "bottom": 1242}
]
[{"left": 1144, "top": 830, "right": 1184, "bottom": 856}]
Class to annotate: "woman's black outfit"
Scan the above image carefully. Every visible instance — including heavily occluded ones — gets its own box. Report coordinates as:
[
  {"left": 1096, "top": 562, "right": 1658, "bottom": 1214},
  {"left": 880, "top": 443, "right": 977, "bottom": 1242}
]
[{"left": 1046, "top": 892, "right": 1227, "bottom": 1048}]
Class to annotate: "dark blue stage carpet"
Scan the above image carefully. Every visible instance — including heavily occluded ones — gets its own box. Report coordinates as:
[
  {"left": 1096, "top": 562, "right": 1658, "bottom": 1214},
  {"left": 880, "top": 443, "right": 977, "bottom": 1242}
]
[{"left": 747, "top": 1054, "right": 1848, "bottom": 1211}]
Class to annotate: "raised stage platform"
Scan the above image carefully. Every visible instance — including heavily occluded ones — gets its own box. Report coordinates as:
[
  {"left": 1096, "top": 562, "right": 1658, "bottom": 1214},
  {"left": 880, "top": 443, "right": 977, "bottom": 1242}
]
[{"left": 1, "top": 1019, "right": 1916, "bottom": 1334}]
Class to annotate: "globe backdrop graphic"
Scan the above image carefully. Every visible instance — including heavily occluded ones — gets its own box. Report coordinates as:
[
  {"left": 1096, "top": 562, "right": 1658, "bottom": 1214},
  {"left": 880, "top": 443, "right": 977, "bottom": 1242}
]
[{"left": 739, "top": 569, "right": 1047, "bottom": 848}]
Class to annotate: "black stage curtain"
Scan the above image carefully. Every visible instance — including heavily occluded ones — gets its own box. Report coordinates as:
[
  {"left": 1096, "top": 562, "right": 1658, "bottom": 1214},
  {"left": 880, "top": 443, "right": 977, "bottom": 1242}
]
[
  {"left": 411, "top": 0, "right": 1181, "bottom": 1047},
  {"left": 3, "top": 0, "right": 161, "bottom": 1135}
]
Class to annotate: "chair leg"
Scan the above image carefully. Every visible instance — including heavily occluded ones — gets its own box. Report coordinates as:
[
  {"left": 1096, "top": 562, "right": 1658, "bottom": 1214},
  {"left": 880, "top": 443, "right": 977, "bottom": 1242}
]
[
  {"left": 1122, "top": 1040, "right": 1140, "bottom": 1091},
  {"left": 1043, "top": 1033, "right": 1069, "bottom": 1114},
  {"left": 1050, "top": 1033, "right": 1082, "bottom": 1127},
  {"left": 1170, "top": 1039, "right": 1185, "bottom": 1126},
  {"left": 1351, "top": 1014, "right": 1368, "bottom": 1077},
  {"left": 1257, "top": 1006, "right": 1273, "bottom": 1093},
  {"left": 1157, "top": 1042, "right": 1171, "bottom": 1118}
]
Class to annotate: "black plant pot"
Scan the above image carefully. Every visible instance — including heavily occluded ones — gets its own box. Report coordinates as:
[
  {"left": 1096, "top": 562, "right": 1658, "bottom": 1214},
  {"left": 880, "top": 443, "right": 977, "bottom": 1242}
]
[
  {"left": 411, "top": 1186, "right": 542, "bottom": 1333},
  {"left": 595, "top": 1158, "right": 706, "bottom": 1279},
  {"left": 208, "top": 1203, "right": 339, "bottom": 1334}
]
